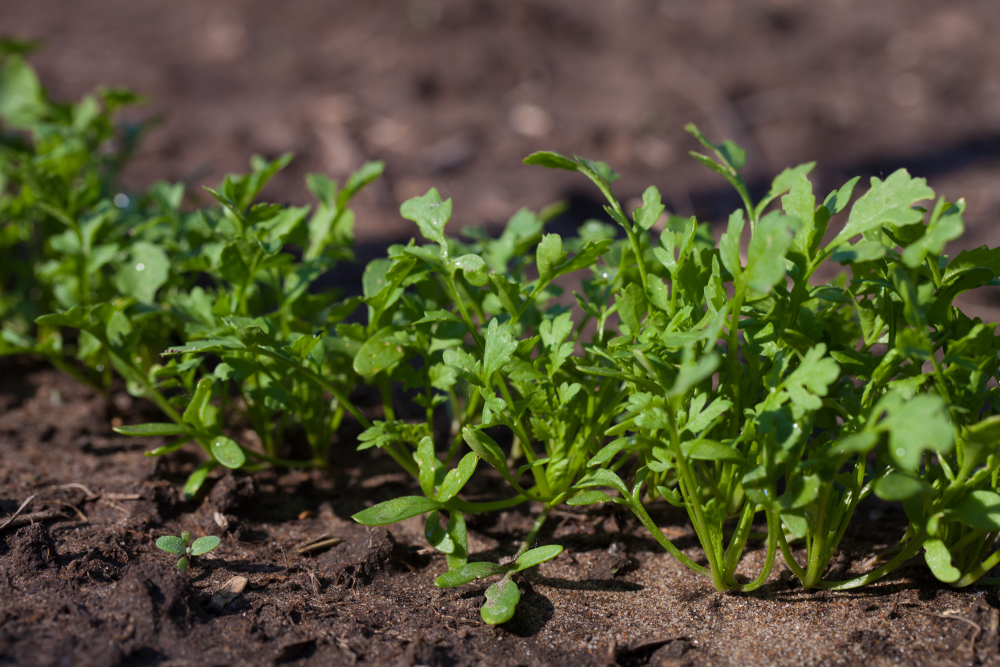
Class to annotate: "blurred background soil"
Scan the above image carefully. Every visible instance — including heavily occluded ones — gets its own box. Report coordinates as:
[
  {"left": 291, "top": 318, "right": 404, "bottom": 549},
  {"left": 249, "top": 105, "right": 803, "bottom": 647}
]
[{"left": 3, "top": 0, "right": 999, "bottom": 254}]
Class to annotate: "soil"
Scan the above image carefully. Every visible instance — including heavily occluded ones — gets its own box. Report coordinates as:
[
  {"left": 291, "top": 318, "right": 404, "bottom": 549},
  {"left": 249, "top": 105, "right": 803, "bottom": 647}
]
[
  {"left": 5, "top": 1, "right": 1000, "bottom": 665},
  {"left": 3, "top": 358, "right": 1000, "bottom": 667}
]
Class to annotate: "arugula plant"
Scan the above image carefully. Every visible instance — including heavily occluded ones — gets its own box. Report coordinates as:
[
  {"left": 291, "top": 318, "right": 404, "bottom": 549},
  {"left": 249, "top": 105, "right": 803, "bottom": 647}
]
[
  {"left": 354, "top": 122, "right": 1000, "bottom": 612},
  {"left": 533, "top": 125, "right": 1000, "bottom": 593},
  {"left": 2, "top": 48, "right": 384, "bottom": 496},
  {"left": 155, "top": 531, "right": 221, "bottom": 570}
]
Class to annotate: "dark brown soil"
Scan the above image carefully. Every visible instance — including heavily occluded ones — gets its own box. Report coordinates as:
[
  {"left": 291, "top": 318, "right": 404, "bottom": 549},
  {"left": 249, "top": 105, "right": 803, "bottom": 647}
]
[
  {"left": 3, "top": 359, "right": 1000, "bottom": 667},
  {"left": 5, "top": 1, "right": 1000, "bottom": 664}
]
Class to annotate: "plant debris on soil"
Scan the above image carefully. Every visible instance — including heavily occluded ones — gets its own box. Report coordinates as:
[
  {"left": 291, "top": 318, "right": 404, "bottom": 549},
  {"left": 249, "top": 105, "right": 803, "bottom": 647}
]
[{"left": 3, "top": 357, "right": 1000, "bottom": 666}]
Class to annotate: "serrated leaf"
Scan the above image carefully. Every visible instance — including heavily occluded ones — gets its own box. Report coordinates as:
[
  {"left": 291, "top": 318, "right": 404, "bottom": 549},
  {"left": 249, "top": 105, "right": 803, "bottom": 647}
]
[
  {"left": 353, "top": 326, "right": 408, "bottom": 377},
  {"left": 156, "top": 535, "right": 186, "bottom": 555},
  {"left": 880, "top": 394, "right": 954, "bottom": 471},
  {"left": 483, "top": 318, "right": 517, "bottom": 380},
  {"left": 719, "top": 210, "right": 744, "bottom": 279},
  {"left": 746, "top": 211, "right": 797, "bottom": 293},
  {"left": 481, "top": 578, "right": 520, "bottom": 625},
  {"left": 114, "top": 423, "right": 191, "bottom": 437},
  {"left": 401, "top": 189, "right": 451, "bottom": 245},
  {"left": 634, "top": 186, "right": 664, "bottom": 231},
  {"left": 116, "top": 242, "right": 169, "bottom": 304},
  {"left": 352, "top": 496, "right": 443, "bottom": 526},
  {"left": 669, "top": 353, "right": 719, "bottom": 398},
  {"left": 190, "top": 535, "right": 221, "bottom": 556},
  {"left": 830, "top": 170, "right": 934, "bottom": 247}
]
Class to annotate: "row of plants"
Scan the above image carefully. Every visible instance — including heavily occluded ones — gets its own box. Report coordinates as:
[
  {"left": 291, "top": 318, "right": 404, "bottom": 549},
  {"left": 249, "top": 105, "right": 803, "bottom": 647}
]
[{"left": 5, "top": 44, "right": 1000, "bottom": 625}]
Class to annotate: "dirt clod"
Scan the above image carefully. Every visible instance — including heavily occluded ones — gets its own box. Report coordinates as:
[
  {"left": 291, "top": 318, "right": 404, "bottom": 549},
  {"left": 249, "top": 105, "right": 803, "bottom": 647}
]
[{"left": 4, "top": 523, "right": 57, "bottom": 574}]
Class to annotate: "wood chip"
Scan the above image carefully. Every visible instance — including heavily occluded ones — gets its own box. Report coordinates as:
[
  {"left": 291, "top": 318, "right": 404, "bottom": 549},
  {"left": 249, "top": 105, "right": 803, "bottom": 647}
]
[
  {"left": 296, "top": 535, "right": 343, "bottom": 555},
  {"left": 208, "top": 575, "right": 248, "bottom": 611}
]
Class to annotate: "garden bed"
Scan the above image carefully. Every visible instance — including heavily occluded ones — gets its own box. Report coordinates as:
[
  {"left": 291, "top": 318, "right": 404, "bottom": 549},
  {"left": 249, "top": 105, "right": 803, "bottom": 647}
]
[{"left": 2, "top": 357, "right": 997, "bottom": 667}]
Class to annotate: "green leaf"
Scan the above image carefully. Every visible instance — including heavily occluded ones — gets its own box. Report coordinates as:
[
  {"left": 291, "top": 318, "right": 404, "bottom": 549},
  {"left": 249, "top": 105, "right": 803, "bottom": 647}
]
[
  {"left": 463, "top": 563, "right": 506, "bottom": 581},
  {"left": 873, "top": 472, "right": 932, "bottom": 501},
  {"left": 114, "top": 423, "right": 191, "bottom": 437},
  {"left": 782, "top": 172, "right": 816, "bottom": 255},
  {"left": 434, "top": 569, "right": 478, "bottom": 588},
  {"left": 462, "top": 428, "right": 511, "bottom": 481},
  {"left": 669, "top": 353, "right": 719, "bottom": 398},
  {"left": 352, "top": 496, "right": 443, "bottom": 526},
  {"left": 830, "top": 241, "right": 887, "bottom": 264},
  {"left": 586, "top": 437, "right": 631, "bottom": 467},
  {"left": 880, "top": 394, "right": 954, "bottom": 471},
  {"left": 236, "top": 324, "right": 277, "bottom": 347},
  {"left": 481, "top": 578, "right": 520, "bottom": 625},
  {"left": 575, "top": 468, "right": 629, "bottom": 496},
  {"left": 826, "top": 431, "right": 879, "bottom": 458},
  {"left": 778, "top": 474, "right": 821, "bottom": 509},
  {"left": 442, "top": 348, "right": 484, "bottom": 388},
  {"left": 156, "top": 535, "right": 186, "bottom": 555},
  {"left": 523, "top": 151, "right": 579, "bottom": 172},
  {"left": 683, "top": 439, "right": 745, "bottom": 465},
  {"left": 950, "top": 490, "right": 1000, "bottom": 531},
  {"left": 824, "top": 176, "right": 860, "bottom": 215},
  {"left": 757, "top": 162, "right": 815, "bottom": 216},
  {"left": 437, "top": 453, "right": 479, "bottom": 502},
  {"left": 567, "top": 490, "right": 615, "bottom": 505},
  {"left": 452, "top": 254, "right": 488, "bottom": 287},
  {"left": 830, "top": 169, "right": 935, "bottom": 247},
  {"left": 901, "top": 206, "right": 963, "bottom": 269},
  {"left": 746, "top": 211, "right": 797, "bottom": 293},
  {"left": 144, "top": 437, "right": 190, "bottom": 458},
  {"left": 116, "top": 242, "right": 170, "bottom": 304},
  {"left": 183, "top": 461, "right": 217, "bottom": 500},
  {"left": 353, "top": 326, "right": 408, "bottom": 377},
  {"left": 923, "top": 538, "right": 961, "bottom": 583},
  {"left": 190, "top": 536, "right": 221, "bottom": 556},
  {"left": 719, "top": 210, "right": 744, "bottom": 279},
  {"left": 211, "top": 436, "right": 245, "bottom": 469},
  {"left": 515, "top": 545, "right": 563, "bottom": 571},
  {"left": 425, "top": 511, "right": 455, "bottom": 554},
  {"left": 685, "top": 123, "right": 746, "bottom": 171},
  {"left": 0, "top": 56, "right": 46, "bottom": 127},
  {"left": 182, "top": 377, "right": 214, "bottom": 430},
  {"left": 483, "top": 318, "right": 517, "bottom": 380},
  {"left": 943, "top": 246, "right": 1000, "bottom": 284},
  {"left": 417, "top": 436, "right": 436, "bottom": 497},
  {"left": 616, "top": 282, "right": 647, "bottom": 337},
  {"left": 400, "top": 188, "right": 451, "bottom": 245},
  {"left": 536, "top": 234, "right": 567, "bottom": 285},
  {"left": 633, "top": 186, "right": 664, "bottom": 231}
]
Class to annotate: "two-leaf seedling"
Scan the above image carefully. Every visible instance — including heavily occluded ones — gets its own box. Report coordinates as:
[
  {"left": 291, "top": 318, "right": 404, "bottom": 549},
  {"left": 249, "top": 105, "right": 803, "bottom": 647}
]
[{"left": 155, "top": 531, "right": 221, "bottom": 570}]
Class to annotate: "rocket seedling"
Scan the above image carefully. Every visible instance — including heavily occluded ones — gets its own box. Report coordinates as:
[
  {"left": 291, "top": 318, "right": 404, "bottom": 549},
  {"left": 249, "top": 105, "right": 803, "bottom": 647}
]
[{"left": 155, "top": 531, "right": 221, "bottom": 570}]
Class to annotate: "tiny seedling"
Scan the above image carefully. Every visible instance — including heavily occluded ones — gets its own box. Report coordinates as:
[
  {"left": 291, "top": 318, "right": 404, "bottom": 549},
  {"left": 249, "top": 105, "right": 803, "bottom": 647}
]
[{"left": 155, "top": 531, "right": 221, "bottom": 570}]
